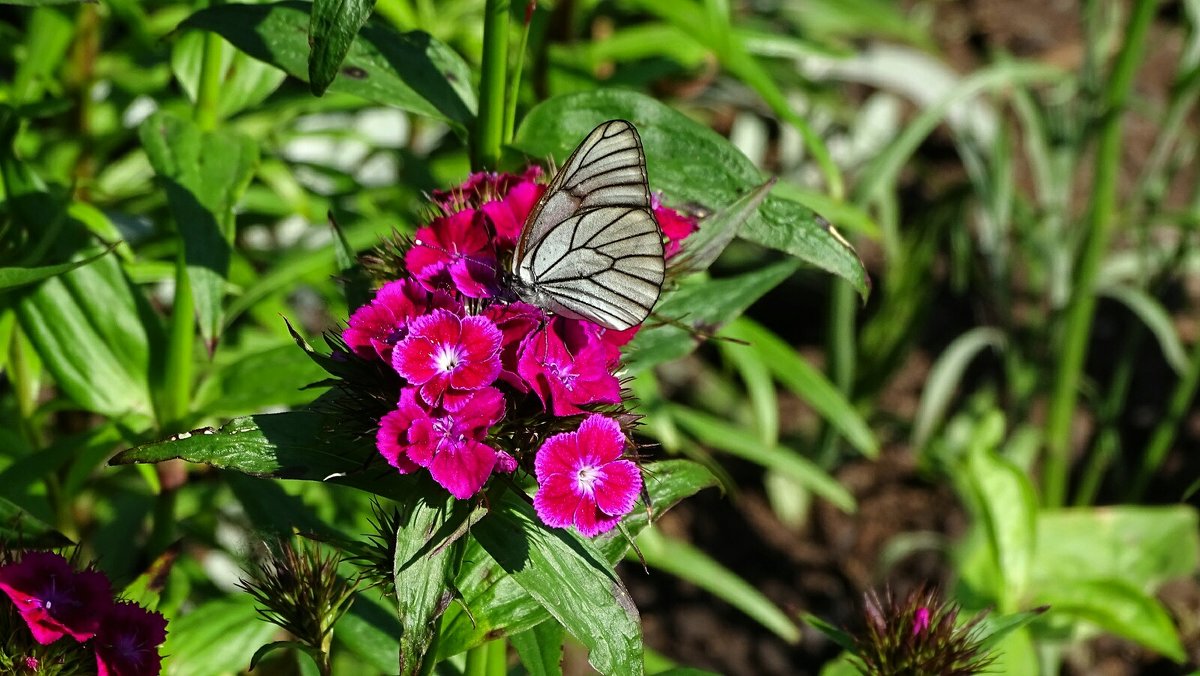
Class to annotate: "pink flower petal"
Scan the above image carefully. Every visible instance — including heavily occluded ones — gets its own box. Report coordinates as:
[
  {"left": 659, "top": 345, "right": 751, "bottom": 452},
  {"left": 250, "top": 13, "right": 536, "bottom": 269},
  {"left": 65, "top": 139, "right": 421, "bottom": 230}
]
[
  {"left": 533, "top": 473, "right": 586, "bottom": 529},
  {"left": 592, "top": 460, "right": 642, "bottom": 516},
  {"left": 575, "top": 414, "right": 626, "bottom": 464},
  {"left": 93, "top": 601, "right": 167, "bottom": 676},
  {"left": 0, "top": 552, "right": 112, "bottom": 645},
  {"left": 429, "top": 439, "right": 497, "bottom": 499}
]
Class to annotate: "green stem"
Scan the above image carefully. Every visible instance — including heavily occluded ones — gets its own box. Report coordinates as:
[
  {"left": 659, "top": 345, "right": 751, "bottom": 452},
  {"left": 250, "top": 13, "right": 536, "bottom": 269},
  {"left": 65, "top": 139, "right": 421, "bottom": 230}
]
[
  {"left": 486, "top": 638, "right": 507, "bottom": 675},
  {"left": 816, "top": 278, "right": 856, "bottom": 465},
  {"left": 473, "top": 0, "right": 510, "bottom": 170},
  {"left": 1131, "top": 329, "right": 1200, "bottom": 500},
  {"left": 503, "top": 1, "right": 534, "bottom": 144},
  {"left": 1042, "top": 0, "right": 1158, "bottom": 507},
  {"left": 194, "top": 23, "right": 223, "bottom": 132},
  {"left": 1074, "top": 326, "right": 1145, "bottom": 506},
  {"left": 464, "top": 643, "right": 489, "bottom": 676}
]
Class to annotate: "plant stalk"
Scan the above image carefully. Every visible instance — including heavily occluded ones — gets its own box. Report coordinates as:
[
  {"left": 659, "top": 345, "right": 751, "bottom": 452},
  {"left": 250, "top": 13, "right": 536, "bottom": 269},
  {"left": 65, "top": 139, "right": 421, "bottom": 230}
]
[
  {"left": 1042, "top": 0, "right": 1158, "bottom": 507},
  {"left": 1131, "top": 329, "right": 1200, "bottom": 499},
  {"left": 473, "top": 0, "right": 510, "bottom": 170}
]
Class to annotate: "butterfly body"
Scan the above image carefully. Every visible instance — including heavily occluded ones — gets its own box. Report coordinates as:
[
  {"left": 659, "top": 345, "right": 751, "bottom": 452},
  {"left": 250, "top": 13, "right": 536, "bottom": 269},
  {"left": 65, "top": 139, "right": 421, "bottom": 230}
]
[{"left": 509, "top": 120, "right": 665, "bottom": 331}]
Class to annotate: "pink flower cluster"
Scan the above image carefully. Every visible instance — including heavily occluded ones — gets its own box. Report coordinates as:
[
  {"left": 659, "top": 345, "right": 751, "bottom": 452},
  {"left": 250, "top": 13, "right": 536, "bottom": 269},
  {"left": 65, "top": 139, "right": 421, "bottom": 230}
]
[
  {"left": 0, "top": 551, "right": 167, "bottom": 675},
  {"left": 343, "top": 169, "right": 697, "bottom": 536}
]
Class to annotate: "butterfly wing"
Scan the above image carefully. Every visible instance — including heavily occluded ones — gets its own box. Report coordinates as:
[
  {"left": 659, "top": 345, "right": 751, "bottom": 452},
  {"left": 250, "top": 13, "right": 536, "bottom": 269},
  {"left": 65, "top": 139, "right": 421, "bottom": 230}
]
[
  {"left": 515, "top": 120, "right": 653, "bottom": 262},
  {"left": 520, "top": 206, "right": 664, "bottom": 331},
  {"left": 513, "top": 120, "right": 664, "bottom": 330}
]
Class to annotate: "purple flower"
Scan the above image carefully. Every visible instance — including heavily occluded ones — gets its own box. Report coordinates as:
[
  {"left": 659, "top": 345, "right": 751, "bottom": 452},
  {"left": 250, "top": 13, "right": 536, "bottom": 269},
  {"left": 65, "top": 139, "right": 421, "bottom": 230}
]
[
  {"left": 0, "top": 551, "right": 112, "bottom": 645},
  {"left": 405, "top": 209, "right": 498, "bottom": 298},
  {"left": 343, "top": 279, "right": 458, "bottom": 361},
  {"left": 518, "top": 319, "right": 621, "bottom": 416},
  {"left": 93, "top": 601, "right": 167, "bottom": 676},
  {"left": 392, "top": 309, "right": 503, "bottom": 406},
  {"left": 484, "top": 302, "right": 543, "bottom": 392},
  {"left": 378, "top": 386, "right": 510, "bottom": 498},
  {"left": 533, "top": 415, "right": 642, "bottom": 537}
]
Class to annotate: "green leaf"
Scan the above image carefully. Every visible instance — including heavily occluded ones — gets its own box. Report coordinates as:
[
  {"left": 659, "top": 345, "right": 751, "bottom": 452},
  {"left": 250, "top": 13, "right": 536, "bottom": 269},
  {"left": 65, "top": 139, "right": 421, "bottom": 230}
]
[
  {"left": 514, "top": 90, "right": 869, "bottom": 297},
  {"left": 724, "top": 318, "right": 878, "bottom": 458},
  {"left": 912, "top": 327, "right": 1006, "bottom": 450},
  {"left": 623, "top": 259, "right": 801, "bottom": 373},
  {"left": 0, "top": 0, "right": 90, "bottom": 5},
  {"left": 140, "top": 111, "right": 259, "bottom": 351},
  {"left": 171, "top": 32, "right": 287, "bottom": 119},
  {"left": 0, "top": 495, "right": 71, "bottom": 548},
  {"left": 595, "top": 459, "right": 718, "bottom": 562},
  {"left": 667, "top": 178, "right": 775, "bottom": 277},
  {"left": 0, "top": 245, "right": 115, "bottom": 291},
  {"left": 194, "top": 342, "right": 329, "bottom": 417},
  {"left": 667, "top": 404, "right": 855, "bottom": 512},
  {"left": 180, "top": 1, "right": 475, "bottom": 132},
  {"left": 510, "top": 620, "right": 565, "bottom": 676},
  {"left": 1098, "top": 283, "right": 1190, "bottom": 375},
  {"left": 636, "top": 527, "right": 800, "bottom": 642},
  {"left": 473, "top": 493, "right": 642, "bottom": 675},
  {"left": 958, "top": 434, "right": 1037, "bottom": 612},
  {"left": 162, "top": 596, "right": 280, "bottom": 676},
  {"left": 249, "top": 641, "right": 324, "bottom": 672},
  {"left": 393, "top": 479, "right": 471, "bottom": 675},
  {"left": 1034, "top": 578, "right": 1186, "bottom": 662},
  {"left": 16, "top": 246, "right": 154, "bottom": 418},
  {"left": 309, "top": 0, "right": 377, "bottom": 96},
  {"left": 335, "top": 593, "right": 403, "bottom": 672},
  {"left": 975, "top": 607, "right": 1048, "bottom": 652},
  {"left": 1031, "top": 506, "right": 1199, "bottom": 589}
]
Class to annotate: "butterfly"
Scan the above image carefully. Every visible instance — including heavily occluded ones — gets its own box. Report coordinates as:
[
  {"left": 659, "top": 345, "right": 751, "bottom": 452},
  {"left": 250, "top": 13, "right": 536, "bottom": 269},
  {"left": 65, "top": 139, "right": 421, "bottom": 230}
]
[{"left": 506, "top": 120, "right": 665, "bottom": 331}]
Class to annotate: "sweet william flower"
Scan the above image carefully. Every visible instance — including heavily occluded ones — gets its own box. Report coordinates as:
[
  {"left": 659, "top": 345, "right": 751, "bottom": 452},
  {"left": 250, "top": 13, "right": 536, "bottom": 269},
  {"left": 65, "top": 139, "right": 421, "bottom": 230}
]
[
  {"left": 484, "top": 301, "right": 543, "bottom": 392},
  {"left": 343, "top": 279, "right": 458, "bottom": 361},
  {"left": 533, "top": 415, "right": 642, "bottom": 537},
  {"left": 0, "top": 551, "right": 111, "bottom": 645},
  {"left": 518, "top": 319, "right": 622, "bottom": 416},
  {"left": 405, "top": 208, "right": 497, "bottom": 298},
  {"left": 392, "top": 309, "right": 503, "bottom": 406},
  {"left": 93, "top": 601, "right": 168, "bottom": 676},
  {"left": 434, "top": 168, "right": 545, "bottom": 246},
  {"left": 651, "top": 192, "right": 700, "bottom": 259}
]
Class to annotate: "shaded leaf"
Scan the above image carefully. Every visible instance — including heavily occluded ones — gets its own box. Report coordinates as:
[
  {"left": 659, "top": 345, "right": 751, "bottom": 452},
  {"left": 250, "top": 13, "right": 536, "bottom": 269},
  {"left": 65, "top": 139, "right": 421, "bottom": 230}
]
[
  {"left": 0, "top": 245, "right": 115, "bottom": 291},
  {"left": 309, "top": 0, "right": 377, "bottom": 95},
  {"left": 0, "top": 495, "right": 71, "bottom": 548}
]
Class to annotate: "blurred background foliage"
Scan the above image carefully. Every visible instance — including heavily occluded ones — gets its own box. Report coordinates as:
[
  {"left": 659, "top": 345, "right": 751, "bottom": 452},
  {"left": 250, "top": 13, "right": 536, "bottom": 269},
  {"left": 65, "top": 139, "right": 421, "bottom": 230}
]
[{"left": 2, "top": 0, "right": 1200, "bottom": 674}]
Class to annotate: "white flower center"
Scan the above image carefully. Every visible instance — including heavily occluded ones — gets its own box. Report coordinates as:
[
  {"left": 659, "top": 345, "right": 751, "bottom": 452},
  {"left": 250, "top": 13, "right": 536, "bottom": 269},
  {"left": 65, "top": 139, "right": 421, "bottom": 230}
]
[
  {"left": 575, "top": 465, "right": 601, "bottom": 494},
  {"left": 434, "top": 344, "right": 462, "bottom": 373}
]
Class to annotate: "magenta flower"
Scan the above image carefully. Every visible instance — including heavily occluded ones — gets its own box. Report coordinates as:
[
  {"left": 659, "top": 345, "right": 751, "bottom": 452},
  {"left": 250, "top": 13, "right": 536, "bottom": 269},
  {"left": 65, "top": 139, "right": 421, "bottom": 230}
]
[
  {"left": 407, "top": 386, "right": 510, "bottom": 498},
  {"left": 533, "top": 415, "right": 643, "bottom": 537},
  {"left": 480, "top": 171, "right": 545, "bottom": 246},
  {"left": 392, "top": 309, "right": 503, "bottom": 406},
  {"left": 484, "top": 302, "right": 543, "bottom": 392},
  {"left": 343, "top": 279, "right": 458, "bottom": 361},
  {"left": 405, "top": 209, "right": 498, "bottom": 298},
  {"left": 518, "top": 319, "right": 621, "bottom": 416},
  {"left": 376, "top": 389, "right": 426, "bottom": 474},
  {"left": 93, "top": 601, "right": 167, "bottom": 676},
  {"left": 0, "top": 551, "right": 112, "bottom": 645},
  {"left": 651, "top": 193, "right": 699, "bottom": 259}
]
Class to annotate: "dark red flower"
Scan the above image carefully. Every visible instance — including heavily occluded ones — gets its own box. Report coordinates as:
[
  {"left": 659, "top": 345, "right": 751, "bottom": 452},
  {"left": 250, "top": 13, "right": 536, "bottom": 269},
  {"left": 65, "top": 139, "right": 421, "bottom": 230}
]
[
  {"left": 0, "top": 551, "right": 112, "bottom": 645},
  {"left": 93, "top": 601, "right": 168, "bottom": 676},
  {"left": 483, "top": 302, "right": 543, "bottom": 392},
  {"left": 392, "top": 309, "right": 503, "bottom": 406},
  {"left": 533, "top": 415, "right": 642, "bottom": 536},
  {"left": 343, "top": 279, "right": 458, "bottom": 361}
]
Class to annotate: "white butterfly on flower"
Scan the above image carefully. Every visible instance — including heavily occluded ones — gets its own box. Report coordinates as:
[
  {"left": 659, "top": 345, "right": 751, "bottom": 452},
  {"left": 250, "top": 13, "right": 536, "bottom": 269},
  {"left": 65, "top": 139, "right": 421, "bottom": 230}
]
[{"left": 506, "top": 120, "right": 665, "bottom": 331}]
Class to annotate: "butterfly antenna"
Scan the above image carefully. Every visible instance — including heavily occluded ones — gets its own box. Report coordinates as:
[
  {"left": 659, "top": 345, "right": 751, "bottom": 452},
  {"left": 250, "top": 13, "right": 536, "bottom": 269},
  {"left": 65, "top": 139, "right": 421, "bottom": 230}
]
[{"left": 645, "top": 312, "right": 750, "bottom": 346}]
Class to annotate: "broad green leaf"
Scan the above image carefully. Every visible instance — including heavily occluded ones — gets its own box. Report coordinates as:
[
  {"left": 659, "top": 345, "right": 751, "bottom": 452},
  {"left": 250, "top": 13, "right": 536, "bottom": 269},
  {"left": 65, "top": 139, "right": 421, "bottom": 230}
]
[
  {"left": 667, "top": 178, "right": 775, "bottom": 277},
  {"left": 724, "top": 318, "right": 878, "bottom": 458},
  {"left": 179, "top": 1, "right": 475, "bottom": 132},
  {"left": 171, "top": 32, "right": 288, "bottom": 119},
  {"left": 16, "top": 247, "right": 154, "bottom": 418},
  {"left": 194, "top": 342, "right": 329, "bottom": 417},
  {"left": 959, "top": 435, "right": 1037, "bottom": 612},
  {"left": 595, "top": 459, "right": 718, "bottom": 562},
  {"left": 162, "top": 596, "right": 279, "bottom": 676},
  {"left": 636, "top": 527, "right": 800, "bottom": 643},
  {"left": 510, "top": 620, "right": 565, "bottom": 676},
  {"left": 0, "top": 0, "right": 89, "bottom": 5},
  {"left": 666, "top": 404, "right": 855, "bottom": 512},
  {"left": 394, "top": 479, "right": 471, "bottom": 675},
  {"left": 335, "top": 593, "right": 404, "bottom": 672},
  {"left": 473, "top": 493, "right": 642, "bottom": 675},
  {"left": 0, "top": 495, "right": 71, "bottom": 548},
  {"left": 309, "top": 0, "right": 377, "bottom": 96},
  {"left": 1034, "top": 578, "right": 1186, "bottom": 662},
  {"left": 623, "top": 259, "right": 801, "bottom": 373},
  {"left": 912, "top": 327, "right": 1006, "bottom": 450},
  {"left": 1031, "top": 506, "right": 1199, "bottom": 589},
  {"left": 0, "top": 245, "right": 115, "bottom": 291},
  {"left": 140, "top": 111, "right": 259, "bottom": 351},
  {"left": 975, "top": 607, "right": 1048, "bottom": 652},
  {"left": 514, "top": 90, "right": 868, "bottom": 297}
]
